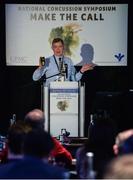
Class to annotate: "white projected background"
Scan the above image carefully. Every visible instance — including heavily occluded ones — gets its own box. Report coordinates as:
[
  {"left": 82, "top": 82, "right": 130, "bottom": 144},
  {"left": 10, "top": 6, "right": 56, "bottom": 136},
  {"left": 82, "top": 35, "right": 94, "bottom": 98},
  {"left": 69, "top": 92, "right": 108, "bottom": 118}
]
[{"left": 6, "top": 4, "right": 128, "bottom": 66}]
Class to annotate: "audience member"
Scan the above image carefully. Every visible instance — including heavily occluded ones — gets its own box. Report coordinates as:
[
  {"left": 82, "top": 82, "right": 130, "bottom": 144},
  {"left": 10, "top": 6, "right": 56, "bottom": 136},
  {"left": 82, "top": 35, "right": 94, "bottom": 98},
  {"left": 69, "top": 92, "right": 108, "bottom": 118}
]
[
  {"left": 7, "top": 121, "right": 32, "bottom": 160},
  {"left": 0, "top": 121, "right": 31, "bottom": 163},
  {"left": 0, "top": 129, "right": 68, "bottom": 178},
  {"left": 120, "top": 135, "right": 133, "bottom": 154},
  {"left": 24, "top": 109, "right": 72, "bottom": 168},
  {"left": 76, "top": 110, "right": 117, "bottom": 178},
  {"left": 104, "top": 154, "right": 133, "bottom": 179},
  {"left": 113, "top": 129, "right": 133, "bottom": 155}
]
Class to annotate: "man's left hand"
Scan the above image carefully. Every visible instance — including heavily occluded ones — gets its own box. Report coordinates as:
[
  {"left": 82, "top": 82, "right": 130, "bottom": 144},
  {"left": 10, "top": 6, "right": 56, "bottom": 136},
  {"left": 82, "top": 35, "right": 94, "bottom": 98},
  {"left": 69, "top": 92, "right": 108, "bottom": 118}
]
[{"left": 80, "top": 64, "right": 95, "bottom": 73}]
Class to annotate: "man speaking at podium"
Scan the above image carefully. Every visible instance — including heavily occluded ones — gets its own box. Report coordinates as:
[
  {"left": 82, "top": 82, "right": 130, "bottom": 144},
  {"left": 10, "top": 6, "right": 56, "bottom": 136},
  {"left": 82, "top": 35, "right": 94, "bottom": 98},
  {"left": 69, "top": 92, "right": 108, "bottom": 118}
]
[{"left": 33, "top": 38, "right": 94, "bottom": 85}]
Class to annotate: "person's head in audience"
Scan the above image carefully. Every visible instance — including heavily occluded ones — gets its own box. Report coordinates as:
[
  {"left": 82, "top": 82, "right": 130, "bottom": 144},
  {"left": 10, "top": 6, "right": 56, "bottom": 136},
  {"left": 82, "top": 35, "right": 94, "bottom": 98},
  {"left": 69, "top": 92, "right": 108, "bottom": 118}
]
[
  {"left": 113, "top": 129, "right": 133, "bottom": 155},
  {"left": 120, "top": 135, "right": 133, "bottom": 154},
  {"left": 76, "top": 110, "right": 117, "bottom": 179},
  {"left": 88, "top": 110, "right": 117, "bottom": 156},
  {"left": 8, "top": 121, "right": 32, "bottom": 159},
  {"left": 23, "top": 129, "right": 54, "bottom": 159},
  {"left": 104, "top": 154, "right": 133, "bottom": 179},
  {"left": 24, "top": 109, "right": 72, "bottom": 169},
  {"left": 0, "top": 128, "right": 68, "bottom": 179},
  {"left": 24, "top": 109, "right": 45, "bottom": 130}
]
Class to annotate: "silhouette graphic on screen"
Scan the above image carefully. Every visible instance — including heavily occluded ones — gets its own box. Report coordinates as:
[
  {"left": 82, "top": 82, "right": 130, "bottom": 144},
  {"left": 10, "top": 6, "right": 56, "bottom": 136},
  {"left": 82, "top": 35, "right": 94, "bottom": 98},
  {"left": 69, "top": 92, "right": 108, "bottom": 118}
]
[{"left": 76, "top": 43, "right": 95, "bottom": 66}]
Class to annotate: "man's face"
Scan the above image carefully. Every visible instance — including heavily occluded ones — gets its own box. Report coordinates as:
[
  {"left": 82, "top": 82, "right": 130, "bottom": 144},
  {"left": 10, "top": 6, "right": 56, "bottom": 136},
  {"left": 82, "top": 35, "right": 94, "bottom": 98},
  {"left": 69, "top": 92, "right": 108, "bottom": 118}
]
[{"left": 52, "top": 41, "right": 64, "bottom": 57}]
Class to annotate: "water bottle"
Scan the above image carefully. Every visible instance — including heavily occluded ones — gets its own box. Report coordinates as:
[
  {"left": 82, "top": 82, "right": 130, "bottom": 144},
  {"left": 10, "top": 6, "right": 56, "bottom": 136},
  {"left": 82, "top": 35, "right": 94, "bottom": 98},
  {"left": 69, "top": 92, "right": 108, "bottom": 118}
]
[{"left": 86, "top": 152, "right": 96, "bottom": 179}]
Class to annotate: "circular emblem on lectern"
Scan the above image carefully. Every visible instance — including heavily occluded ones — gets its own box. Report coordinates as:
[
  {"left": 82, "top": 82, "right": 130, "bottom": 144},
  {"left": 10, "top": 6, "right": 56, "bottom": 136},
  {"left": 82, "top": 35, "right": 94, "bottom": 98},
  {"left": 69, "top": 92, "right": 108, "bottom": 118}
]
[{"left": 57, "top": 100, "right": 69, "bottom": 111}]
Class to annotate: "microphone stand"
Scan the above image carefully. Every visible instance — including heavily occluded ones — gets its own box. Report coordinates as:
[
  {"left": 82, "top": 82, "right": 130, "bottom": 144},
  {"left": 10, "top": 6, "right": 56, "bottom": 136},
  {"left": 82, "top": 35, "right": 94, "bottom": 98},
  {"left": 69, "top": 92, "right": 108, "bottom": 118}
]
[{"left": 39, "top": 73, "right": 61, "bottom": 110}]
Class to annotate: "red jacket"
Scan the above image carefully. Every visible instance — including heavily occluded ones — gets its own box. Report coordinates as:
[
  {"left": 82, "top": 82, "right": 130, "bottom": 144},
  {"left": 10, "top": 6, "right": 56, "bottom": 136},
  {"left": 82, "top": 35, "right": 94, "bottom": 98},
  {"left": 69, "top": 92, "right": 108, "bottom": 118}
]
[{"left": 50, "top": 137, "right": 72, "bottom": 168}]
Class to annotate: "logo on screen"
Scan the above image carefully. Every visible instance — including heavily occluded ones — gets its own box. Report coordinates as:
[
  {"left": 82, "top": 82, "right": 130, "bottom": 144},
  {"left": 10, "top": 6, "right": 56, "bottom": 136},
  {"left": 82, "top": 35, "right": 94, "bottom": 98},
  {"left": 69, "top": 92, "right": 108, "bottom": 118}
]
[{"left": 115, "top": 53, "right": 125, "bottom": 62}]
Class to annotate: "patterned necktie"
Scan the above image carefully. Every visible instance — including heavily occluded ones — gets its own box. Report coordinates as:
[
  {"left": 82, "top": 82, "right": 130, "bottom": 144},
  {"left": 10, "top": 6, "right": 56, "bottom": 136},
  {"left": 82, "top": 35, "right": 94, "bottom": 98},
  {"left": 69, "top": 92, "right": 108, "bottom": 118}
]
[{"left": 58, "top": 58, "right": 62, "bottom": 73}]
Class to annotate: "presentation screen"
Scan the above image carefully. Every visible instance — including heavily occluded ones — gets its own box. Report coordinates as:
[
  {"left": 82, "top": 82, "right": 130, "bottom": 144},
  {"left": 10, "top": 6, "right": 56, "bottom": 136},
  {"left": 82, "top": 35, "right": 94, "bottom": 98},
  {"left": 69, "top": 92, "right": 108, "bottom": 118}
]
[{"left": 5, "top": 4, "right": 128, "bottom": 66}]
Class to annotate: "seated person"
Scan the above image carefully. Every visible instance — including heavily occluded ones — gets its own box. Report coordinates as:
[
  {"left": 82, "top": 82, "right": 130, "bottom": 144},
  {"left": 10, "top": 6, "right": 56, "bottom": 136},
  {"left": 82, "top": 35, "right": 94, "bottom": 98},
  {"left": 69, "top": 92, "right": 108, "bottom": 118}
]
[
  {"left": 24, "top": 109, "right": 72, "bottom": 168},
  {"left": 104, "top": 154, "right": 133, "bottom": 179},
  {"left": 0, "top": 129, "right": 68, "bottom": 179}
]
